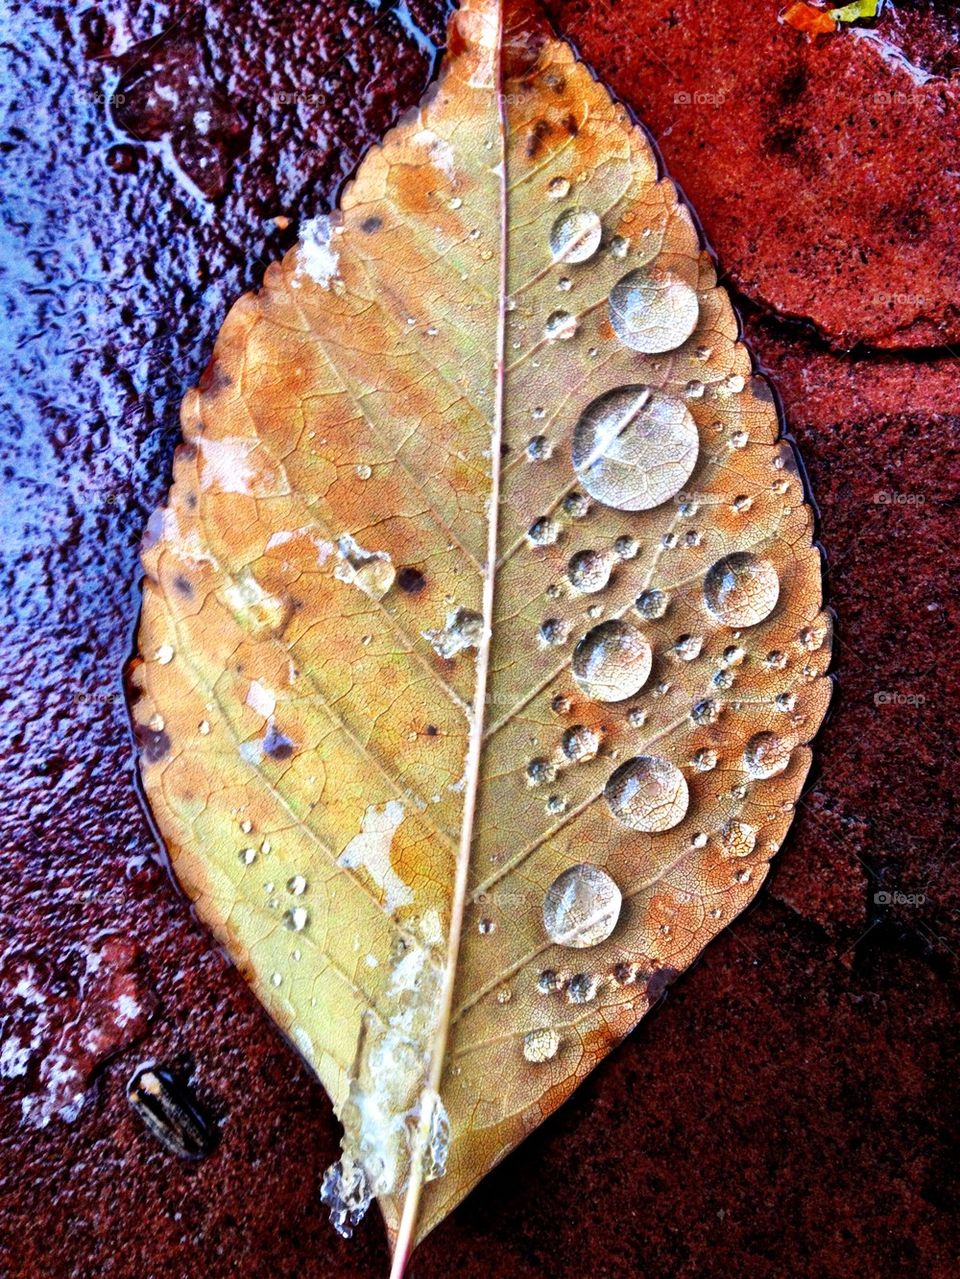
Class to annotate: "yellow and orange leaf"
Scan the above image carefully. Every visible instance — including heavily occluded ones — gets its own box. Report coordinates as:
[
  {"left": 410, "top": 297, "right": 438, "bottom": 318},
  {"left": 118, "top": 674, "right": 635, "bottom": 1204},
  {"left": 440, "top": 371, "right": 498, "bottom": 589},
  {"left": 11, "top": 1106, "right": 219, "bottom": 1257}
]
[{"left": 130, "top": 0, "right": 832, "bottom": 1269}]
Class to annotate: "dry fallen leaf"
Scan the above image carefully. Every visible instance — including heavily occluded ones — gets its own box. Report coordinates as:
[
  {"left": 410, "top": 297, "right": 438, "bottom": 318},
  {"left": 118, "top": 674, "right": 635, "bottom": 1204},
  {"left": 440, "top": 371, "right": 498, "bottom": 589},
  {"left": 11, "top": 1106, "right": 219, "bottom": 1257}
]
[{"left": 130, "top": 0, "right": 832, "bottom": 1270}]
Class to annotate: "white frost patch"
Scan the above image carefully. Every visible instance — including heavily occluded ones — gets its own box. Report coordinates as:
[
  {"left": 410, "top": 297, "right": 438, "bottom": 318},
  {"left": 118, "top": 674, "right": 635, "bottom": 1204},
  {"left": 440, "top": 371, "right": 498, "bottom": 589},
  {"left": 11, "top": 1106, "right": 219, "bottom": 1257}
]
[
  {"left": 338, "top": 799, "right": 411, "bottom": 913},
  {"left": 297, "top": 215, "right": 341, "bottom": 288},
  {"left": 197, "top": 436, "right": 259, "bottom": 494},
  {"left": 334, "top": 533, "right": 395, "bottom": 601},
  {"left": 114, "top": 994, "right": 142, "bottom": 1027},
  {"left": 412, "top": 125, "right": 456, "bottom": 179},
  {"left": 265, "top": 525, "right": 334, "bottom": 566},
  {"left": 423, "top": 606, "right": 484, "bottom": 659},
  {"left": 246, "top": 680, "right": 277, "bottom": 719},
  {"left": 193, "top": 109, "right": 211, "bottom": 135}
]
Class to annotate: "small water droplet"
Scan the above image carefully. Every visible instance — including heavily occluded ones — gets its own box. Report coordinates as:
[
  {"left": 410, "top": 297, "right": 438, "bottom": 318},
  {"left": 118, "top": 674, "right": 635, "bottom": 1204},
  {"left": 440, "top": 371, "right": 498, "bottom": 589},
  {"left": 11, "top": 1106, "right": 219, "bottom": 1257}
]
[
  {"left": 572, "top": 619, "right": 652, "bottom": 702},
  {"left": 527, "top": 434, "right": 551, "bottom": 460},
  {"left": 567, "top": 972, "right": 600, "bottom": 1003},
  {"left": 523, "top": 1026, "right": 560, "bottom": 1062},
  {"left": 605, "top": 755, "right": 690, "bottom": 832},
  {"left": 561, "top": 724, "right": 600, "bottom": 762},
  {"left": 776, "top": 691, "right": 797, "bottom": 712},
  {"left": 703, "top": 553, "right": 780, "bottom": 627},
  {"left": 691, "top": 748, "right": 718, "bottom": 772},
  {"left": 287, "top": 875, "right": 307, "bottom": 895},
  {"left": 548, "top": 176, "right": 571, "bottom": 199},
  {"left": 636, "top": 589, "right": 668, "bottom": 620},
  {"left": 567, "top": 549, "right": 610, "bottom": 594},
  {"left": 239, "top": 848, "right": 257, "bottom": 866},
  {"left": 154, "top": 644, "right": 175, "bottom": 665},
  {"left": 538, "top": 968, "right": 563, "bottom": 993},
  {"left": 478, "top": 917, "right": 495, "bottom": 935},
  {"left": 496, "top": 986, "right": 512, "bottom": 1005},
  {"left": 528, "top": 516, "right": 560, "bottom": 546},
  {"left": 551, "top": 693, "right": 572, "bottom": 715},
  {"left": 722, "top": 645, "right": 745, "bottom": 667},
  {"left": 626, "top": 706, "right": 647, "bottom": 727},
  {"left": 557, "top": 275, "right": 573, "bottom": 291},
  {"left": 527, "top": 757, "right": 557, "bottom": 786},
  {"left": 563, "top": 491, "right": 590, "bottom": 519},
  {"left": 720, "top": 820, "right": 757, "bottom": 858},
  {"left": 732, "top": 494, "right": 753, "bottom": 513},
  {"left": 271, "top": 972, "right": 283, "bottom": 987},
  {"left": 539, "top": 617, "right": 568, "bottom": 646},
  {"left": 572, "top": 387, "right": 699, "bottom": 511},
  {"left": 544, "top": 309, "right": 578, "bottom": 341},
  {"left": 744, "top": 731, "right": 791, "bottom": 778},
  {"left": 691, "top": 698, "right": 719, "bottom": 726},
  {"left": 549, "top": 208, "right": 603, "bottom": 263},
  {"left": 674, "top": 634, "right": 703, "bottom": 661},
  {"left": 283, "top": 906, "right": 309, "bottom": 932},
  {"left": 355, "top": 463, "right": 372, "bottom": 480},
  {"left": 198, "top": 719, "right": 211, "bottom": 735},
  {"left": 614, "top": 535, "right": 639, "bottom": 560},
  {"left": 609, "top": 268, "right": 700, "bottom": 353},
  {"left": 543, "top": 864, "right": 622, "bottom": 948},
  {"left": 546, "top": 794, "right": 568, "bottom": 815},
  {"left": 729, "top": 429, "right": 748, "bottom": 449}
]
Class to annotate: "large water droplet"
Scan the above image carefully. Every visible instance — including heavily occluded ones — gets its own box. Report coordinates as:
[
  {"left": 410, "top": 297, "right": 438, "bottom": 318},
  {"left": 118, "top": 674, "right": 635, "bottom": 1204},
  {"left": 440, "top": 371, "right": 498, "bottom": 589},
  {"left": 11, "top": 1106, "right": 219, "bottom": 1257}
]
[
  {"left": 718, "top": 819, "right": 757, "bottom": 858},
  {"left": 523, "top": 1026, "right": 560, "bottom": 1062},
  {"left": 571, "top": 387, "right": 699, "bottom": 511},
  {"left": 542, "top": 863, "right": 622, "bottom": 948},
  {"left": 743, "top": 731, "right": 791, "bottom": 778},
  {"left": 572, "top": 619, "right": 652, "bottom": 702},
  {"left": 703, "top": 553, "right": 780, "bottom": 627},
  {"left": 605, "top": 755, "right": 689, "bottom": 831},
  {"left": 561, "top": 724, "right": 600, "bottom": 762},
  {"left": 549, "top": 208, "right": 603, "bottom": 263},
  {"left": 609, "top": 267, "right": 700, "bottom": 353}
]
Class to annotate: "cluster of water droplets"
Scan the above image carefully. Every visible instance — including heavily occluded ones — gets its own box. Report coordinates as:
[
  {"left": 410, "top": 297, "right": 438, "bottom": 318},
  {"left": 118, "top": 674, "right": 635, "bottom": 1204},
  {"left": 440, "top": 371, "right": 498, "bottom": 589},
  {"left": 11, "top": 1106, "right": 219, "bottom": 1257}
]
[{"left": 501, "top": 177, "right": 816, "bottom": 1069}]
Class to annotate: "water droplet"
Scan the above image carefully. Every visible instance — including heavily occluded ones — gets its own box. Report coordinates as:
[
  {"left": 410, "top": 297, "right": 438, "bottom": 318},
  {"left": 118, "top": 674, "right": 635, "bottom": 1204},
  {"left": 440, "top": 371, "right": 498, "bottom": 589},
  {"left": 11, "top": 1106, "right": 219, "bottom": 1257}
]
[
  {"left": 549, "top": 208, "right": 603, "bottom": 263},
  {"left": 766, "top": 649, "right": 788, "bottom": 670},
  {"left": 571, "top": 387, "right": 699, "bottom": 511},
  {"left": 527, "top": 434, "right": 551, "bottom": 460},
  {"left": 198, "top": 719, "right": 211, "bottom": 735},
  {"left": 538, "top": 968, "right": 563, "bottom": 993},
  {"left": 548, "top": 176, "right": 571, "bottom": 199},
  {"left": 730, "top": 429, "right": 748, "bottom": 449},
  {"left": 355, "top": 463, "right": 372, "bottom": 480},
  {"left": 239, "top": 847, "right": 257, "bottom": 866},
  {"left": 478, "top": 917, "right": 495, "bottom": 935},
  {"left": 703, "top": 553, "right": 780, "bottom": 628},
  {"left": 283, "top": 906, "right": 309, "bottom": 932},
  {"left": 674, "top": 634, "right": 703, "bottom": 661},
  {"left": 776, "top": 692, "right": 797, "bottom": 712},
  {"left": 563, "top": 491, "right": 590, "bottom": 519},
  {"left": 572, "top": 619, "right": 652, "bottom": 702},
  {"left": 496, "top": 986, "right": 512, "bottom": 1005},
  {"left": 523, "top": 1026, "right": 560, "bottom": 1062},
  {"left": 691, "top": 748, "right": 718, "bottom": 772},
  {"left": 567, "top": 549, "right": 610, "bottom": 594},
  {"left": 719, "top": 820, "right": 757, "bottom": 858},
  {"left": 551, "top": 693, "right": 572, "bottom": 714},
  {"left": 544, "top": 309, "right": 578, "bottom": 341},
  {"left": 561, "top": 724, "right": 600, "bottom": 762},
  {"left": 691, "top": 698, "right": 719, "bottom": 726},
  {"left": 722, "top": 645, "right": 745, "bottom": 667},
  {"left": 605, "top": 755, "right": 689, "bottom": 832},
  {"left": 154, "top": 644, "right": 175, "bottom": 665},
  {"left": 527, "top": 757, "right": 557, "bottom": 786},
  {"left": 543, "top": 863, "right": 622, "bottom": 948},
  {"left": 798, "top": 623, "right": 826, "bottom": 651},
  {"left": 528, "top": 516, "right": 559, "bottom": 546},
  {"left": 567, "top": 972, "right": 600, "bottom": 1003},
  {"left": 557, "top": 275, "right": 573, "bottom": 291},
  {"left": 636, "top": 589, "right": 668, "bottom": 620},
  {"left": 713, "top": 668, "right": 735, "bottom": 690},
  {"left": 744, "top": 731, "right": 791, "bottom": 778},
  {"left": 287, "top": 875, "right": 307, "bottom": 895},
  {"left": 539, "top": 617, "right": 567, "bottom": 646},
  {"left": 614, "top": 535, "right": 639, "bottom": 560},
  {"left": 271, "top": 972, "right": 283, "bottom": 987},
  {"left": 546, "top": 794, "right": 568, "bottom": 815},
  {"left": 684, "top": 379, "right": 705, "bottom": 399},
  {"left": 626, "top": 706, "right": 647, "bottom": 727},
  {"left": 609, "top": 234, "right": 630, "bottom": 259},
  {"left": 732, "top": 494, "right": 753, "bottom": 513},
  {"left": 449, "top": 196, "right": 463, "bottom": 210},
  {"left": 609, "top": 268, "right": 700, "bottom": 353}
]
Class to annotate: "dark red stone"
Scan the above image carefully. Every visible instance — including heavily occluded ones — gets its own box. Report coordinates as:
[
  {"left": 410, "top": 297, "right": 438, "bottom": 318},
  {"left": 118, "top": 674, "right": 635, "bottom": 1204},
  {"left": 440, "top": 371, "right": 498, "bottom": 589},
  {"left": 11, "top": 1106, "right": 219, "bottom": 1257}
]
[{"left": 1, "top": 2, "right": 957, "bottom": 1278}]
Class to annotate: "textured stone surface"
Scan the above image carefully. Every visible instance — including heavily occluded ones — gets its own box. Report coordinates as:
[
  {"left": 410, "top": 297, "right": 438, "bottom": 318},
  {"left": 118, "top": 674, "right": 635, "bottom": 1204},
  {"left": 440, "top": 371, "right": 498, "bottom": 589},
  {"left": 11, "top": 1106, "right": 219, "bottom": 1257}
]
[{"left": 1, "top": 2, "right": 957, "bottom": 1277}]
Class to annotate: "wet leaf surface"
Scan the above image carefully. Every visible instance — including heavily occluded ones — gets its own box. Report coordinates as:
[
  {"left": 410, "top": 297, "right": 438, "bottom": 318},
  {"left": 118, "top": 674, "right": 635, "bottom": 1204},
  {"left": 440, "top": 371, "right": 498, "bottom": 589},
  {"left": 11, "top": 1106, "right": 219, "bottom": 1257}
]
[{"left": 130, "top": 0, "right": 832, "bottom": 1262}]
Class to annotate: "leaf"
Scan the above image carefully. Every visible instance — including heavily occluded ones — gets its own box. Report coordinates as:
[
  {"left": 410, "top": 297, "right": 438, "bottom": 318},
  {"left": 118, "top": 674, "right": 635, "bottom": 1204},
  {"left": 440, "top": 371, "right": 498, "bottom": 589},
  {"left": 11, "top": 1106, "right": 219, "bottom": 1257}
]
[{"left": 130, "top": 0, "right": 832, "bottom": 1270}]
